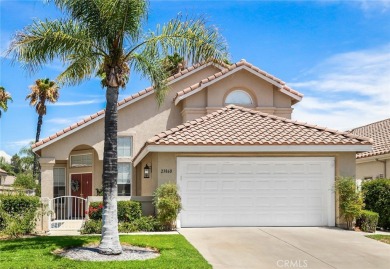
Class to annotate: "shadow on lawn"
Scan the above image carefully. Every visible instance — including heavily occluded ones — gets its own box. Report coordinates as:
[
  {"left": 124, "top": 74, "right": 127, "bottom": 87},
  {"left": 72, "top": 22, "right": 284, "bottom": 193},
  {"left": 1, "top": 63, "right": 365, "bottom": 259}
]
[{"left": 0, "top": 236, "right": 94, "bottom": 252}]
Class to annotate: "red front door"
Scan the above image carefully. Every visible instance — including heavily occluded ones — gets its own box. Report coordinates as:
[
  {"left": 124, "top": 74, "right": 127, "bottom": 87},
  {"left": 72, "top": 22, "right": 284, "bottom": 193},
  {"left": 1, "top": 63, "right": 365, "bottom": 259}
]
[{"left": 71, "top": 173, "right": 92, "bottom": 217}]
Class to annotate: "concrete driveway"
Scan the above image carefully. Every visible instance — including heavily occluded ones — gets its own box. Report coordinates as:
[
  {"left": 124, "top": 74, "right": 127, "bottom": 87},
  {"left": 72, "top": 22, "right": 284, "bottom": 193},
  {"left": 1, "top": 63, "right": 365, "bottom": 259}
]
[{"left": 179, "top": 227, "right": 390, "bottom": 269}]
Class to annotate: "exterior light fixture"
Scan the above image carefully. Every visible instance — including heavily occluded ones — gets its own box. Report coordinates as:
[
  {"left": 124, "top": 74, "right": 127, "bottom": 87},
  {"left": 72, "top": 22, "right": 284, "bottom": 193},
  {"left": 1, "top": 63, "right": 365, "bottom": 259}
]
[{"left": 144, "top": 163, "right": 152, "bottom": 178}]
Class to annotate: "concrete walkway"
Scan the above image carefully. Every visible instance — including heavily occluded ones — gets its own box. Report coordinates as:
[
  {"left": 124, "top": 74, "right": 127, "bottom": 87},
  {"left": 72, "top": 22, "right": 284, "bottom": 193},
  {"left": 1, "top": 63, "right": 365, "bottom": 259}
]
[{"left": 179, "top": 227, "right": 390, "bottom": 269}]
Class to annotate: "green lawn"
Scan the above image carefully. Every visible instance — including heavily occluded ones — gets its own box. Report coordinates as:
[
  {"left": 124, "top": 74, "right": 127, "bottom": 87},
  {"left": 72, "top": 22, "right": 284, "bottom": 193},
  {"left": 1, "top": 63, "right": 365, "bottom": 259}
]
[
  {"left": 366, "top": 234, "right": 390, "bottom": 245},
  {"left": 0, "top": 235, "right": 211, "bottom": 269}
]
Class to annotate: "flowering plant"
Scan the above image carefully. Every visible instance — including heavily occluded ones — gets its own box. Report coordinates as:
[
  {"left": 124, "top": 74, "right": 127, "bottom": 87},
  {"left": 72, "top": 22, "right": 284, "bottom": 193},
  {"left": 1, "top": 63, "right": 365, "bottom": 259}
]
[{"left": 87, "top": 202, "right": 103, "bottom": 220}]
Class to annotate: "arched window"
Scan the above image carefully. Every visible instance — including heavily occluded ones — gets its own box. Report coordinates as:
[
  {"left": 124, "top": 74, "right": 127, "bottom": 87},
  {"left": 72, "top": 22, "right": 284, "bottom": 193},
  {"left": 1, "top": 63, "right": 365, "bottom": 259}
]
[{"left": 225, "top": 90, "right": 253, "bottom": 105}]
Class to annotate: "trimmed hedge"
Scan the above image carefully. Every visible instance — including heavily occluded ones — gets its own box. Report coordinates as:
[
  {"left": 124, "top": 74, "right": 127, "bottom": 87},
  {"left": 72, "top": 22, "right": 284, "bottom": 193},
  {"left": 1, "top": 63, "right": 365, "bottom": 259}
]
[
  {"left": 87, "top": 200, "right": 142, "bottom": 222},
  {"left": 0, "top": 195, "right": 40, "bottom": 237},
  {"left": 356, "top": 210, "right": 379, "bottom": 233},
  {"left": 362, "top": 179, "right": 390, "bottom": 229}
]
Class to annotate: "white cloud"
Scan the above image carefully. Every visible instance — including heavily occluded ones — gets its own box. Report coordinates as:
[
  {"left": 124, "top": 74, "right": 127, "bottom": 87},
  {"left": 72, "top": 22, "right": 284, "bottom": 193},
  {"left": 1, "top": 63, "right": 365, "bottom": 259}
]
[
  {"left": 0, "top": 150, "right": 12, "bottom": 163},
  {"left": 5, "top": 139, "right": 34, "bottom": 152},
  {"left": 46, "top": 114, "right": 92, "bottom": 125},
  {"left": 49, "top": 99, "right": 104, "bottom": 106},
  {"left": 289, "top": 45, "right": 390, "bottom": 131}
]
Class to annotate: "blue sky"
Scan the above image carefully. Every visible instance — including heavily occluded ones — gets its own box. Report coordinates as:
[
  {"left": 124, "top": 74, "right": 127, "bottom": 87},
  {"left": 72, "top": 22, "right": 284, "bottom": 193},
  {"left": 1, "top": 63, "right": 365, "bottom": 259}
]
[{"left": 1, "top": 0, "right": 390, "bottom": 159}]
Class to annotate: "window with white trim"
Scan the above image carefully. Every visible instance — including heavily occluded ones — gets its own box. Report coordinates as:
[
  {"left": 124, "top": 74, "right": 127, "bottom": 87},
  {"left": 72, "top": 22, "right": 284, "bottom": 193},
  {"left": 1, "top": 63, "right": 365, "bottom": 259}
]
[
  {"left": 53, "top": 168, "right": 66, "bottom": 197},
  {"left": 70, "top": 154, "right": 92, "bottom": 167},
  {"left": 225, "top": 90, "right": 253, "bottom": 105},
  {"left": 118, "top": 137, "right": 133, "bottom": 158},
  {"left": 118, "top": 163, "right": 131, "bottom": 196}
]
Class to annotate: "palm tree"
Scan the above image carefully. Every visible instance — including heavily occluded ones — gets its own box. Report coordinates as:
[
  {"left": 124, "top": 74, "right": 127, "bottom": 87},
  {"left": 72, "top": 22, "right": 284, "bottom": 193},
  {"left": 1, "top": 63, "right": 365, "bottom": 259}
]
[
  {"left": 26, "top": 79, "right": 60, "bottom": 179},
  {"left": 0, "top": 86, "right": 12, "bottom": 117},
  {"left": 9, "top": 0, "right": 228, "bottom": 255}
]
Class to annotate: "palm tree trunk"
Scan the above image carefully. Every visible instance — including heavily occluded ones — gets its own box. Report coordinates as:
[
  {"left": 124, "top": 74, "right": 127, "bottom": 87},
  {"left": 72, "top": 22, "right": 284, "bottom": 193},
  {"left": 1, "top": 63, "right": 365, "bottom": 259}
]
[
  {"left": 98, "top": 86, "right": 122, "bottom": 255},
  {"left": 33, "top": 114, "right": 43, "bottom": 181}
]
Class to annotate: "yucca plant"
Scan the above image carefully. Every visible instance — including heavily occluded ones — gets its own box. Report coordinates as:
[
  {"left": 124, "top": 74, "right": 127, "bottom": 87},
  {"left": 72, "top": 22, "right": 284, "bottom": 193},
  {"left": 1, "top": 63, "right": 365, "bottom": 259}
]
[{"left": 8, "top": 0, "right": 228, "bottom": 254}]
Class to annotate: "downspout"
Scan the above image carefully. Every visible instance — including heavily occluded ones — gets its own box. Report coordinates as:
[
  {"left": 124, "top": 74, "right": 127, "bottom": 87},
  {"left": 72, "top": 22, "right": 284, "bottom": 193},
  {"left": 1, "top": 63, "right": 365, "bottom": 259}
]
[{"left": 375, "top": 159, "right": 387, "bottom": 178}]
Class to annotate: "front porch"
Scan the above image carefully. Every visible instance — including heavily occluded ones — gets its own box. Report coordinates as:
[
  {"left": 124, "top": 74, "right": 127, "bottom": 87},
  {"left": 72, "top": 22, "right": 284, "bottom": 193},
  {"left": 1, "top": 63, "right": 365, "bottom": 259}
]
[{"left": 38, "top": 195, "right": 154, "bottom": 233}]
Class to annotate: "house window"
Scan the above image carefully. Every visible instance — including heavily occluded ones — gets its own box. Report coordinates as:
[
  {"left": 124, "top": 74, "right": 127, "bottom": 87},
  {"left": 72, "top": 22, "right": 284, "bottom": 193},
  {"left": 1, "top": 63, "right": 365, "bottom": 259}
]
[
  {"left": 118, "top": 137, "right": 132, "bottom": 158},
  {"left": 118, "top": 163, "right": 131, "bottom": 196},
  {"left": 70, "top": 154, "right": 92, "bottom": 167},
  {"left": 225, "top": 90, "right": 253, "bottom": 105},
  {"left": 53, "top": 168, "right": 66, "bottom": 197}
]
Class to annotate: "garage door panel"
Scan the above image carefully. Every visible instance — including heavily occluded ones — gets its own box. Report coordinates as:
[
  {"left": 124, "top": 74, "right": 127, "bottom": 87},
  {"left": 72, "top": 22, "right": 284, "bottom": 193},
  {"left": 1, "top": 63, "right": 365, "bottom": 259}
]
[{"left": 178, "top": 157, "right": 335, "bottom": 227}]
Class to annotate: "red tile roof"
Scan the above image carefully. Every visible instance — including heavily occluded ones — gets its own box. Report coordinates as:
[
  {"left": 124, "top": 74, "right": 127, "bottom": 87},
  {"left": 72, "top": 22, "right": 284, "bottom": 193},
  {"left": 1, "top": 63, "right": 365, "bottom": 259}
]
[
  {"left": 350, "top": 118, "right": 390, "bottom": 159},
  {"left": 147, "top": 105, "right": 371, "bottom": 146},
  {"left": 174, "top": 59, "right": 303, "bottom": 104}
]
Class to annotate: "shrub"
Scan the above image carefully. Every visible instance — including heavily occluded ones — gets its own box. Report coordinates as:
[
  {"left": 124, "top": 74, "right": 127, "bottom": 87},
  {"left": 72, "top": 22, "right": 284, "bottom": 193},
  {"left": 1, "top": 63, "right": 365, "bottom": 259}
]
[
  {"left": 362, "top": 179, "right": 390, "bottom": 229},
  {"left": 117, "top": 201, "right": 142, "bottom": 222},
  {"left": 13, "top": 173, "right": 37, "bottom": 190},
  {"left": 87, "top": 202, "right": 103, "bottom": 220},
  {"left": 0, "top": 194, "right": 40, "bottom": 237},
  {"left": 356, "top": 210, "right": 379, "bottom": 233},
  {"left": 81, "top": 220, "right": 102, "bottom": 234},
  {"left": 118, "top": 222, "right": 138, "bottom": 233},
  {"left": 87, "top": 200, "right": 142, "bottom": 222},
  {"left": 335, "top": 177, "right": 364, "bottom": 229},
  {"left": 153, "top": 183, "right": 182, "bottom": 230}
]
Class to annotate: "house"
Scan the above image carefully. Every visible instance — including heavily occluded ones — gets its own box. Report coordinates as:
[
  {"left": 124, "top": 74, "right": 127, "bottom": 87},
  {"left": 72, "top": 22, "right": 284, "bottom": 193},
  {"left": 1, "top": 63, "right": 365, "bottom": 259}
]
[
  {"left": 32, "top": 59, "right": 371, "bottom": 229},
  {"left": 350, "top": 118, "right": 390, "bottom": 180}
]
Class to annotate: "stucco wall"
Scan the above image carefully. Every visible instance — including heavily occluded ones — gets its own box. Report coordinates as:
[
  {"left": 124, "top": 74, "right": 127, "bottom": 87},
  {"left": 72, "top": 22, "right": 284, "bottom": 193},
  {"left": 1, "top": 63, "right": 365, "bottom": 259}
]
[
  {"left": 138, "top": 151, "right": 356, "bottom": 227},
  {"left": 356, "top": 158, "right": 389, "bottom": 179},
  {"left": 181, "top": 69, "right": 295, "bottom": 121}
]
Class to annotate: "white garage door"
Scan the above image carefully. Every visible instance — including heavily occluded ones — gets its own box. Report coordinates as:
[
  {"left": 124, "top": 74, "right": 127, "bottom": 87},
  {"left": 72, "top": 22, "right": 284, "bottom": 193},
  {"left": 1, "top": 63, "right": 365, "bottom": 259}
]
[{"left": 177, "top": 157, "right": 335, "bottom": 227}]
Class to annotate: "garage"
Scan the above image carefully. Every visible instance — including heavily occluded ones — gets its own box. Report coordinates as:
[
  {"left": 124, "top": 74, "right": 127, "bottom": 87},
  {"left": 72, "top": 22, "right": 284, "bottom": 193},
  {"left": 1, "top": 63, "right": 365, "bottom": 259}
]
[{"left": 177, "top": 157, "right": 335, "bottom": 227}]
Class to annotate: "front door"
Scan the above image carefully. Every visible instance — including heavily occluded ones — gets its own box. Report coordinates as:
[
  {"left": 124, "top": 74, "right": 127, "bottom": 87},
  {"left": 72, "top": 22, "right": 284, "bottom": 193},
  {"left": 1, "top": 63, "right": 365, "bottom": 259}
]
[{"left": 71, "top": 173, "right": 92, "bottom": 217}]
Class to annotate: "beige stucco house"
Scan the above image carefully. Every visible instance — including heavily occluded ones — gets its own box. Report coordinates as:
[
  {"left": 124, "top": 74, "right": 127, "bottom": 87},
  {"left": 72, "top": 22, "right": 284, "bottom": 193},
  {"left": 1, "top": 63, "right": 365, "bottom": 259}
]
[
  {"left": 32, "top": 59, "right": 371, "bottom": 229},
  {"left": 351, "top": 118, "right": 390, "bottom": 180}
]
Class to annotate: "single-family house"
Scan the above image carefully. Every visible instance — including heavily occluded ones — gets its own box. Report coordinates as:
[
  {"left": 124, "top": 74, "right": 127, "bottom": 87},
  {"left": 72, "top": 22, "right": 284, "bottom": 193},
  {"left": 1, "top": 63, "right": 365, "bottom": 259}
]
[
  {"left": 350, "top": 118, "right": 390, "bottom": 180},
  {"left": 32, "top": 59, "right": 371, "bottom": 230}
]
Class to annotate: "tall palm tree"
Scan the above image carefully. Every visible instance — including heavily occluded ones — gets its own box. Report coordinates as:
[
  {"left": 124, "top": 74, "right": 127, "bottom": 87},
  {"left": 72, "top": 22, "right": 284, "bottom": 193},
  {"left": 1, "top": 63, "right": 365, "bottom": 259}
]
[
  {"left": 0, "top": 86, "right": 12, "bottom": 117},
  {"left": 9, "top": 0, "right": 228, "bottom": 255},
  {"left": 26, "top": 79, "right": 60, "bottom": 179}
]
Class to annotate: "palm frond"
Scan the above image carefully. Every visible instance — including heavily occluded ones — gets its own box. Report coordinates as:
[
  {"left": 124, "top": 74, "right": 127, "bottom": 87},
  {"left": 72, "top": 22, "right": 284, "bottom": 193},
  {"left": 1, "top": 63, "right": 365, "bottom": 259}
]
[
  {"left": 8, "top": 19, "right": 101, "bottom": 73},
  {"left": 127, "top": 16, "right": 229, "bottom": 65},
  {"left": 130, "top": 52, "right": 169, "bottom": 105},
  {"left": 57, "top": 52, "right": 101, "bottom": 86}
]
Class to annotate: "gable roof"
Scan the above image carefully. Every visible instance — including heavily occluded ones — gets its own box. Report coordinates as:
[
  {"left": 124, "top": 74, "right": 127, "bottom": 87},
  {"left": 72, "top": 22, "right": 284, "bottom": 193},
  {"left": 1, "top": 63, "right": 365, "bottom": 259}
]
[
  {"left": 174, "top": 59, "right": 303, "bottom": 105},
  {"left": 147, "top": 105, "right": 370, "bottom": 146},
  {"left": 350, "top": 118, "right": 390, "bottom": 159},
  {"left": 133, "top": 105, "right": 372, "bottom": 165},
  {"left": 32, "top": 61, "right": 225, "bottom": 151}
]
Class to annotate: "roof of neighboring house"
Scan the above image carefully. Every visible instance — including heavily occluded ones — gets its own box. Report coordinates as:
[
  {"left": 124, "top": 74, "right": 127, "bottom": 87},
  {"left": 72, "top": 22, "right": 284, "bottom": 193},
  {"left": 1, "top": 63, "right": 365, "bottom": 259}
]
[
  {"left": 32, "top": 61, "right": 225, "bottom": 150},
  {"left": 174, "top": 59, "right": 303, "bottom": 105},
  {"left": 350, "top": 118, "right": 390, "bottom": 159},
  {"left": 146, "top": 105, "right": 371, "bottom": 146},
  {"left": 0, "top": 168, "right": 8, "bottom": 176}
]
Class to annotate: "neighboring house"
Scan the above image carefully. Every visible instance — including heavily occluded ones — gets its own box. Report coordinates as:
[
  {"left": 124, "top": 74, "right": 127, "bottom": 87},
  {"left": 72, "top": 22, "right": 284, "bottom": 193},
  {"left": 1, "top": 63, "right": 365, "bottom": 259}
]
[
  {"left": 350, "top": 118, "right": 390, "bottom": 180},
  {"left": 32, "top": 59, "right": 371, "bottom": 229},
  {"left": 0, "top": 168, "right": 15, "bottom": 186},
  {"left": 0, "top": 168, "right": 8, "bottom": 185}
]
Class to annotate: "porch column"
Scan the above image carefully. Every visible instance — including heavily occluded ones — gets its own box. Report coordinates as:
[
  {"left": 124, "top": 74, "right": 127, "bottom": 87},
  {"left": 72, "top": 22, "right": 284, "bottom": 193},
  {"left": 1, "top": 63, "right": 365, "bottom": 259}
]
[{"left": 40, "top": 157, "right": 55, "bottom": 198}]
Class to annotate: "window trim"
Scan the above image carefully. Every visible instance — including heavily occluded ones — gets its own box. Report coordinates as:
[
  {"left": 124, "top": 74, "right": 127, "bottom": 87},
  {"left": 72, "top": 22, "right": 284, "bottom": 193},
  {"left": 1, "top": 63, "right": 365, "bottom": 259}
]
[
  {"left": 117, "top": 162, "right": 132, "bottom": 196},
  {"left": 53, "top": 167, "right": 66, "bottom": 197},
  {"left": 224, "top": 89, "right": 255, "bottom": 107},
  {"left": 117, "top": 136, "right": 133, "bottom": 158},
  {"left": 70, "top": 153, "right": 93, "bottom": 168}
]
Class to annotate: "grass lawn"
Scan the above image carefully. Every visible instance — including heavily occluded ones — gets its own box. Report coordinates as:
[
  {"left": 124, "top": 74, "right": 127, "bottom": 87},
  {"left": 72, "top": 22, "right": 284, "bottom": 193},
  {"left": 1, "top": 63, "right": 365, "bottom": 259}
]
[
  {"left": 366, "top": 234, "right": 390, "bottom": 245},
  {"left": 0, "top": 234, "right": 211, "bottom": 269}
]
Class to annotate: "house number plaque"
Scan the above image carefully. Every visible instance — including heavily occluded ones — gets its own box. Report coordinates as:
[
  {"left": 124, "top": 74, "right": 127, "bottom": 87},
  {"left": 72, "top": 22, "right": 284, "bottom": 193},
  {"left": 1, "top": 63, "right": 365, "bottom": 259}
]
[{"left": 160, "top": 169, "right": 173, "bottom": 174}]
